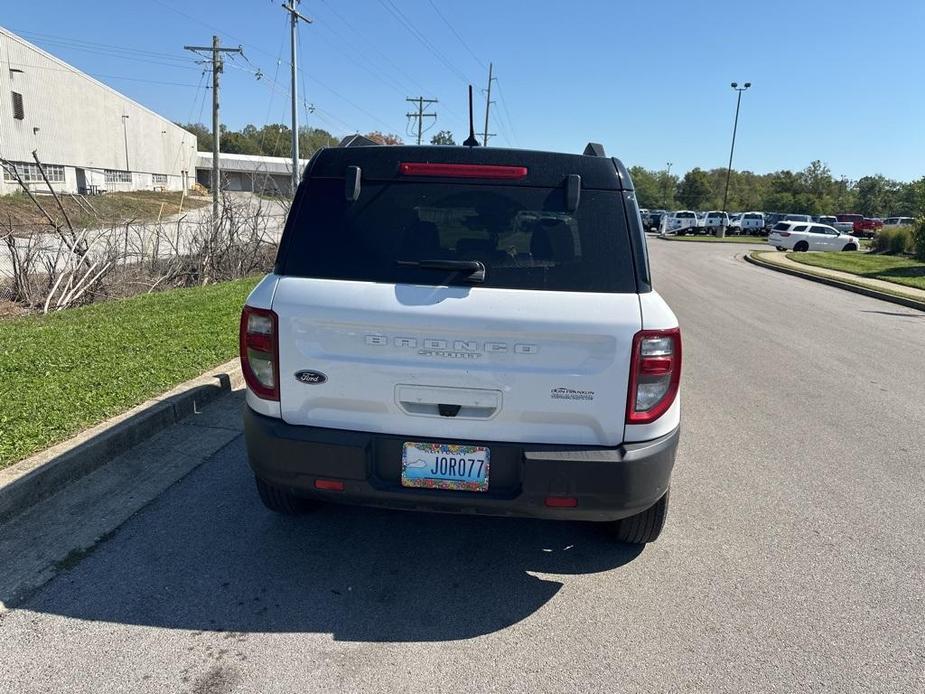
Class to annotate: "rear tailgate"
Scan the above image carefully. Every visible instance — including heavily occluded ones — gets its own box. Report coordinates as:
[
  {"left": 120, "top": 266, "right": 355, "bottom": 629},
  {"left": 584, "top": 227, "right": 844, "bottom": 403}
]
[
  {"left": 272, "top": 168, "right": 643, "bottom": 447},
  {"left": 274, "top": 279, "right": 640, "bottom": 446}
]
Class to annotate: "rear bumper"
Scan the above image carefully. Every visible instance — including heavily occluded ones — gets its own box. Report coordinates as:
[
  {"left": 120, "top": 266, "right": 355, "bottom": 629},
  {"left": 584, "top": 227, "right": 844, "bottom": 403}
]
[{"left": 243, "top": 407, "right": 679, "bottom": 522}]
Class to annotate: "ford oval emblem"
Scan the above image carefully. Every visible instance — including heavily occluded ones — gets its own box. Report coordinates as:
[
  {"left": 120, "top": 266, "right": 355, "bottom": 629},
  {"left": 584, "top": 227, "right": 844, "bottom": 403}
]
[{"left": 295, "top": 370, "right": 327, "bottom": 385}]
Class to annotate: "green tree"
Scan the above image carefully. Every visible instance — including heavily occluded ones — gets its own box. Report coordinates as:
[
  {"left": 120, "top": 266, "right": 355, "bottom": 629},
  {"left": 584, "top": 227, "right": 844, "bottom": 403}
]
[
  {"left": 677, "top": 168, "right": 712, "bottom": 209},
  {"left": 856, "top": 175, "right": 889, "bottom": 216},
  {"left": 430, "top": 130, "right": 456, "bottom": 145},
  {"left": 365, "top": 131, "right": 404, "bottom": 145},
  {"left": 175, "top": 122, "right": 212, "bottom": 152},
  {"left": 628, "top": 166, "right": 660, "bottom": 209}
]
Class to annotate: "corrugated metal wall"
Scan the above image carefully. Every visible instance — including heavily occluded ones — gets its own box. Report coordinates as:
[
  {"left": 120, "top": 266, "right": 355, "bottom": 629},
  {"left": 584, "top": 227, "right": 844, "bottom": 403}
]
[{"left": 0, "top": 26, "right": 197, "bottom": 194}]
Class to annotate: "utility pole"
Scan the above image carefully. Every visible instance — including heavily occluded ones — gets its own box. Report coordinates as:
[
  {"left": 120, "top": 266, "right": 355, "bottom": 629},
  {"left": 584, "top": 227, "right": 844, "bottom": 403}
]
[
  {"left": 480, "top": 62, "right": 495, "bottom": 146},
  {"left": 282, "top": 0, "right": 312, "bottom": 194},
  {"left": 722, "top": 81, "right": 751, "bottom": 214},
  {"left": 184, "top": 36, "right": 242, "bottom": 221},
  {"left": 405, "top": 97, "right": 438, "bottom": 145}
]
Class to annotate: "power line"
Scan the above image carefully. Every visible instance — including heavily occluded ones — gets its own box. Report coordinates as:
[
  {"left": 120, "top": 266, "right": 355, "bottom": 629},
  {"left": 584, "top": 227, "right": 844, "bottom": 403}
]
[
  {"left": 0, "top": 61, "right": 205, "bottom": 86},
  {"left": 376, "top": 0, "right": 472, "bottom": 85},
  {"left": 11, "top": 34, "right": 201, "bottom": 71},
  {"left": 494, "top": 79, "right": 518, "bottom": 146},
  {"left": 316, "top": 0, "right": 429, "bottom": 94},
  {"left": 10, "top": 29, "right": 198, "bottom": 63},
  {"left": 426, "top": 0, "right": 486, "bottom": 71}
]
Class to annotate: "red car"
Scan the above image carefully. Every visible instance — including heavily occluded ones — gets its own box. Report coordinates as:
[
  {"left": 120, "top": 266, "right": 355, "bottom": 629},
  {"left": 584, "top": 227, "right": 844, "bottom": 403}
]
[
  {"left": 837, "top": 213, "right": 881, "bottom": 238},
  {"left": 854, "top": 218, "right": 884, "bottom": 238}
]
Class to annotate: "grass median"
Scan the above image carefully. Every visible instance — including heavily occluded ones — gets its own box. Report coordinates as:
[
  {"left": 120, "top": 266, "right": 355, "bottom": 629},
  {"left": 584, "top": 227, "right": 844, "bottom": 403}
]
[
  {"left": 787, "top": 252, "right": 925, "bottom": 291},
  {"left": 0, "top": 277, "right": 260, "bottom": 467}
]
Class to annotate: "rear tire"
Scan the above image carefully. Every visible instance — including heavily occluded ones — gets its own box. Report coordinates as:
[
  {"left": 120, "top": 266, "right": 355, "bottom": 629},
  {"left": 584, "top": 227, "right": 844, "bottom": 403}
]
[
  {"left": 842, "top": 243, "right": 858, "bottom": 251},
  {"left": 255, "top": 476, "right": 317, "bottom": 515},
  {"left": 794, "top": 241, "right": 809, "bottom": 252},
  {"left": 605, "top": 490, "right": 669, "bottom": 544}
]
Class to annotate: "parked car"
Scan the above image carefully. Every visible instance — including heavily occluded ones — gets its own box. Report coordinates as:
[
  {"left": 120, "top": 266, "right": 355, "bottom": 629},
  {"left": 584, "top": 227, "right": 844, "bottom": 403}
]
[
  {"left": 767, "top": 222, "right": 860, "bottom": 251},
  {"left": 883, "top": 217, "right": 915, "bottom": 226},
  {"left": 853, "top": 218, "right": 884, "bottom": 238},
  {"left": 703, "top": 211, "right": 729, "bottom": 233},
  {"left": 645, "top": 209, "right": 668, "bottom": 231},
  {"left": 660, "top": 210, "right": 699, "bottom": 235},
  {"left": 783, "top": 214, "right": 812, "bottom": 223},
  {"left": 763, "top": 212, "right": 786, "bottom": 232},
  {"left": 240, "top": 141, "right": 681, "bottom": 544},
  {"left": 729, "top": 211, "right": 765, "bottom": 235},
  {"left": 817, "top": 215, "right": 854, "bottom": 234}
]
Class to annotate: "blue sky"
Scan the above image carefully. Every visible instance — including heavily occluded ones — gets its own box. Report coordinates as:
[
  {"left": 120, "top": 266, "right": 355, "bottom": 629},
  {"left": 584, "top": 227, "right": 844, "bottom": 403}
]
[{"left": 5, "top": 0, "right": 924, "bottom": 180}]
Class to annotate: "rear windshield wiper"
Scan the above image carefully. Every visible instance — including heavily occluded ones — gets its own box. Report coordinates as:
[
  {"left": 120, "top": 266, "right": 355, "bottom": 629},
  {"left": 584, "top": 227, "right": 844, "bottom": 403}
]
[{"left": 396, "top": 259, "right": 485, "bottom": 283}]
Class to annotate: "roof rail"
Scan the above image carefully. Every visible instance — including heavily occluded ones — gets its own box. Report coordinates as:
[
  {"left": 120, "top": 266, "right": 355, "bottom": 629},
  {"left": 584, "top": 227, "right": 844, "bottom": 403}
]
[{"left": 583, "top": 142, "right": 606, "bottom": 157}]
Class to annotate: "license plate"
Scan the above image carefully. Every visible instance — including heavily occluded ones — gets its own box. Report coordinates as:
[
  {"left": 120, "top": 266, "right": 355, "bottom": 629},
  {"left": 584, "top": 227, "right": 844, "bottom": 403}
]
[{"left": 401, "top": 442, "right": 490, "bottom": 492}]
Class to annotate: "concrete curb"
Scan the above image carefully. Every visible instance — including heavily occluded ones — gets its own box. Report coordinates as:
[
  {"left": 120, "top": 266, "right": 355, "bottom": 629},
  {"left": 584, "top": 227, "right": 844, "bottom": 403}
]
[
  {"left": 744, "top": 252, "right": 925, "bottom": 313},
  {"left": 655, "top": 234, "right": 767, "bottom": 244},
  {"left": 0, "top": 360, "right": 244, "bottom": 524}
]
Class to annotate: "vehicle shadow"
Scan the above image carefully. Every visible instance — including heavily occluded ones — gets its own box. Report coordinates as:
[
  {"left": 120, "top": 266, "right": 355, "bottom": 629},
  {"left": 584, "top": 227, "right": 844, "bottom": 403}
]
[
  {"left": 23, "top": 438, "right": 643, "bottom": 642},
  {"left": 859, "top": 309, "right": 924, "bottom": 318}
]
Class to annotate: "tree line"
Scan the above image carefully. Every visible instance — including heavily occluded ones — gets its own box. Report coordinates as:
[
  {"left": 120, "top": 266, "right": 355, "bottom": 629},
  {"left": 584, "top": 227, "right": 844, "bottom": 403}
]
[
  {"left": 176, "top": 121, "right": 920, "bottom": 218},
  {"left": 630, "top": 161, "right": 925, "bottom": 217},
  {"left": 175, "top": 122, "right": 459, "bottom": 158}
]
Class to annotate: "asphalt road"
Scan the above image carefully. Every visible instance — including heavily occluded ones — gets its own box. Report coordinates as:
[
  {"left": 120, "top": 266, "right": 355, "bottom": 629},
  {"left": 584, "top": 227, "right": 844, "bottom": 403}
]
[{"left": 2, "top": 240, "right": 923, "bottom": 693}]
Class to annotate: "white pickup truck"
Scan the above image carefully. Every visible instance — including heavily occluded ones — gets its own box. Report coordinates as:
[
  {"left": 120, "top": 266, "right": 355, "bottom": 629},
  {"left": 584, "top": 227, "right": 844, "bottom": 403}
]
[
  {"left": 659, "top": 210, "right": 699, "bottom": 235},
  {"left": 239, "top": 142, "right": 682, "bottom": 543}
]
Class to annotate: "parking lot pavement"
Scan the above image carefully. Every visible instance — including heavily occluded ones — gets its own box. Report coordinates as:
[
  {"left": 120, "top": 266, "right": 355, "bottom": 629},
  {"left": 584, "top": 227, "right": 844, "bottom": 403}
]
[{"left": 1, "top": 240, "right": 923, "bottom": 693}]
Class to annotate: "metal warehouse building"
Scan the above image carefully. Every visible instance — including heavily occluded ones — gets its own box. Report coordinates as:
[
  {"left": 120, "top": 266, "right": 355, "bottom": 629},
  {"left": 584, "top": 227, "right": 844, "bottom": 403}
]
[
  {"left": 195, "top": 152, "right": 308, "bottom": 197},
  {"left": 0, "top": 25, "right": 197, "bottom": 196}
]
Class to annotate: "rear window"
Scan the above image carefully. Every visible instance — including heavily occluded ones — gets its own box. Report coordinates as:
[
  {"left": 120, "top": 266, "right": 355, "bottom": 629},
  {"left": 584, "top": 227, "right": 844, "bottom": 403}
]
[
  {"left": 745, "top": 213, "right": 762, "bottom": 220},
  {"left": 772, "top": 222, "right": 790, "bottom": 231},
  {"left": 279, "top": 179, "right": 638, "bottom": 293},
  {"left": 676, "top": 212, "right": 696, "bottom": 219}
]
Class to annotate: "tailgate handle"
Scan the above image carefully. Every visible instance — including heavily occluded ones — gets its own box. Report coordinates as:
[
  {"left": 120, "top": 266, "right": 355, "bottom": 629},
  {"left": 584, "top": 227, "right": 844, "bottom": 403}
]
[
  {"left": 438, "top": 404, "right": 461, "bottom": 417},
  {"left": 396, "top": 385, "right": 501, "bottom": 420}
]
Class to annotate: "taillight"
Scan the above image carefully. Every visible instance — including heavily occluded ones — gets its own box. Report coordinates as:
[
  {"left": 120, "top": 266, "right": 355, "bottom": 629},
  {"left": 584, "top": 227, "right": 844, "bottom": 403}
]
[
  {"left": 779, "top": 232, "right": 791, "bottom": 237},
  {"left": 626, "top": 328, "right": 681, "bottom": 424},
  {"left": 239, "top": 306, "right": 279, "bottom": 401}
]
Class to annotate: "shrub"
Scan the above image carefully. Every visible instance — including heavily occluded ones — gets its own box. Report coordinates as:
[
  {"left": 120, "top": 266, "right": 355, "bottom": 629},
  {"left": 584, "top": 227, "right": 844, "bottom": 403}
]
[
  {"left": 913, "top": 217, "right": 925, "bottom": 261},
  {"left": 874, "top": 226, "right": 913, "bottom": 254},
  {"left": 873, "top": 227, "right": 894, "bottom": 253}
]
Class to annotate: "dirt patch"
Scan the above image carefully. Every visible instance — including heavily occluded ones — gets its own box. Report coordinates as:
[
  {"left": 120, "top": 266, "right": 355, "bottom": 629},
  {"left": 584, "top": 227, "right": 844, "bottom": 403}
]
[{"left": 1, "top": 191, "right": 210, "bottom": 235}]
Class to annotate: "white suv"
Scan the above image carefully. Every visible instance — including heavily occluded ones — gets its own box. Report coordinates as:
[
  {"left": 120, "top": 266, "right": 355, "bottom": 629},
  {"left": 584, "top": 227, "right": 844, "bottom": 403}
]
[
  {"left": 767, "top": 222, "right": 859, "bottom": 251},
  {"left": 239, "top": 142, "right": 682, "bottom": 543}
]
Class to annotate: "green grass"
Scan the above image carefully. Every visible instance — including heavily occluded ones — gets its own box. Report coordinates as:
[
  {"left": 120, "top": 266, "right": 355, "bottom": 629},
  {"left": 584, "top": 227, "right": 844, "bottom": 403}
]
[
  {"left": 787, "top": 252, "right": 925, "bottom": 291},
  {"left": 663, "top": 234, "right": 767, "bottom": 244},
  {"left": 0, "top": 277, "right": 259, "bottom": 467}
]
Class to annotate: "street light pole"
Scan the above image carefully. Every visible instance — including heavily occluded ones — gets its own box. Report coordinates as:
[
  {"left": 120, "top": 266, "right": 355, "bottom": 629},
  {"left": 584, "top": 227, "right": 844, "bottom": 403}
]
[
  {"left": 664, "top": 161, "right": 672, "bottom": 208},
  {"left": 721, "top": 82, "right": 751, "bottom": 214}
]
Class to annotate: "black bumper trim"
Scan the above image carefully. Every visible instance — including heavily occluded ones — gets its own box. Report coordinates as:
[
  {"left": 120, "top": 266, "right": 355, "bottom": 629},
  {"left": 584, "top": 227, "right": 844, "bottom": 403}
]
[{"left": 242, "top": 407, "right": 678, "bottom": 522}]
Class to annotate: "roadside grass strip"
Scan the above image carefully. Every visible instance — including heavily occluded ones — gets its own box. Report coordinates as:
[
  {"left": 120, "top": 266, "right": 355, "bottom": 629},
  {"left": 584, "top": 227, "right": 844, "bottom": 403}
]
[
  {"left": 0, "top": 277, "right": 259, "bottom": 467},
  {"left": 787, "top": 252, "right": 925, "bottom": 291}
]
